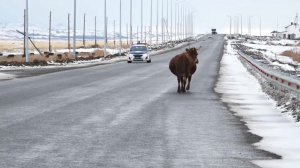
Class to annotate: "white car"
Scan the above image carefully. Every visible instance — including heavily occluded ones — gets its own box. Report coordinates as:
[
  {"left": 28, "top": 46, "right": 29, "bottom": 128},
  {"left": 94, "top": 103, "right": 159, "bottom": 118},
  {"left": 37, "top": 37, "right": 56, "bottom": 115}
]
[
  {"left": 127, "top": 45, "right": 151, "bottom": 63},
  {"left": 208, "top": 35, "right": 212, "bottom": 38}
]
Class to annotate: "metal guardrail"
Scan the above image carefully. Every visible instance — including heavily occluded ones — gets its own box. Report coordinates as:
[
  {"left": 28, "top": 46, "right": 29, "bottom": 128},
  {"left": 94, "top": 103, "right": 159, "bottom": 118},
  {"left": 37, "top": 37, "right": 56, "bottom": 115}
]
[{"left": 238, "top": 51, "right": 300, "bottom": 95}]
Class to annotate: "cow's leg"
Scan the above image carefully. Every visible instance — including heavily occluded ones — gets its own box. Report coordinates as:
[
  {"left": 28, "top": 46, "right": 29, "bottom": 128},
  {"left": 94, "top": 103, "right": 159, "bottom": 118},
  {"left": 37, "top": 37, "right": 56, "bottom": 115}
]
[
  {"left": 177, "top": 76, "right": 181, "bottom": 93},
  {"left": 186, "top": 76, "right": 192, "bottom": 91},
  {"left": 181, "top": 77, "right": 186, "bottom": 92}
]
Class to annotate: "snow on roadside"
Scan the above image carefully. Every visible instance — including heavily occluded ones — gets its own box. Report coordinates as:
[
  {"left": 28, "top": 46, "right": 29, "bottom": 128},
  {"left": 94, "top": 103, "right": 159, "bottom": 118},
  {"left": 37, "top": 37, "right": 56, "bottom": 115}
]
[
  {"left": 243, "top": 43, "right": 294, "bottom": 55},
  {"left": 0, "top": 72, "right": 15, "bottom": 80},
  {"left": 215, "top": 40, "right": 300, "bottom": 168},
  {"left": 243, "top": 41, "right": 300, "bottom": 66},
  {"left": 0, "top": 56, "right": 127, "bottom": 71},
  {"left": 55, "top": 48, "right": 127, "bottom": 55},
  {"left": 270, "top": 61, "right": 295, "bottom": 71}
]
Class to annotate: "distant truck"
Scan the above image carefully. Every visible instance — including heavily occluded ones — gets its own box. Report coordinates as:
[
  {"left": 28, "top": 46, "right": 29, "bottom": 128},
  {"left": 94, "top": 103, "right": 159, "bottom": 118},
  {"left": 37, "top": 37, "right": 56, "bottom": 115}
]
[{"left": 212, "top": 28, "right": 217, "bottom": 34}]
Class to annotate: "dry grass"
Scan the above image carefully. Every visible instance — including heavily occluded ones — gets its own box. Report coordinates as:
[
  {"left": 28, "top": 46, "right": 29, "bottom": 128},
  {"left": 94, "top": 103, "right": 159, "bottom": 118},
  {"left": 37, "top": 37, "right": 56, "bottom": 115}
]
[
  {"left": 281, "top": 50, "right": 300, "bottom": 62},
  {"left": 0, "top": 40, "right": 130, "bottom": 53},
  {"left": 0, "top": 50, "right": 106, "bottom": 63},
  {"left": 0, "top": 40, "right": 126, "bottom": 63}
]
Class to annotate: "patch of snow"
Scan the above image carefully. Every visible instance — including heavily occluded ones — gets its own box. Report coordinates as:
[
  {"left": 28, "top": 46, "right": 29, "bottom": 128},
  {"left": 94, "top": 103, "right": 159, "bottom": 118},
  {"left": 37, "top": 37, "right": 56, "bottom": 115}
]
[
  {"left": 0, "top": 72, "right": 15, "bottom": 80},
  {"left": 270, "top": 62, "right": 295, "bottom": 71},
  {"left": 244, "top": 43, "right": 294, "bottom": 55}
]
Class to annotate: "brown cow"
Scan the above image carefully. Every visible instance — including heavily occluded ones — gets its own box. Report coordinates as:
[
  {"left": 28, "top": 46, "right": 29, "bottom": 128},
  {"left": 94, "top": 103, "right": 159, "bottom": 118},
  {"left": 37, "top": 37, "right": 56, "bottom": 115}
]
[{"left": 169, "top": 47, "right": 201, "bottom": 93}]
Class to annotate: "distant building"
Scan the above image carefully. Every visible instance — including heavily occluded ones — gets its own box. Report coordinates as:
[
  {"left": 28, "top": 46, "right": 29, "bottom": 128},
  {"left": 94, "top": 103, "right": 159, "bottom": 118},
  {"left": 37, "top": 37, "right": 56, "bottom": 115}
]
[
  {"left": 211, "top": 28, "right": 217, "bottom": 34},
  {"left": 278, "top": 31, "right": 287, "bottom": 39},
  {"left": 270, "top": 30, "right": 279, "bottom": 37},
  {"left": 285, "top": 22, "right": 300, "bottom": 40}
]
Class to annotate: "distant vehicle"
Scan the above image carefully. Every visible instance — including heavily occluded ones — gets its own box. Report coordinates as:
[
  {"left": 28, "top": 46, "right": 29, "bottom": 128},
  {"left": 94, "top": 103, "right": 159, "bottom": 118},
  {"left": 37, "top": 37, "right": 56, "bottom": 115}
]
[
  {"left": 208, "top": 35, "right": 213, "bottom": 38},
  {"left": 127, "top": 44, "right": 151, "bottom": 63},
  {"left": 167, "top": 43, "right": 174, "bottom": 48},
  {"left": 212, "top": 28, "right": 217, "bottom": 34}
]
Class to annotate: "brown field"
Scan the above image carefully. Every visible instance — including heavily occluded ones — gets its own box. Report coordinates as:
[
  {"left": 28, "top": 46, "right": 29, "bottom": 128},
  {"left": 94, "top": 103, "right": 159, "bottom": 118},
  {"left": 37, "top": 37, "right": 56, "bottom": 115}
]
[
  {"left": 0, "top": 40, "right": 130, "bottom": 53},
  {"left": 0, "top": 40, "right": 129, "bottom": 63},
  {"left": 0, "top": 54, "right": 70, "bottom": 62},
  {"left": 0, "top": 50, "right": 106, "bottom": 63},
  {"left": 281, "top": 50, "right": 300, "bottom": 62}
]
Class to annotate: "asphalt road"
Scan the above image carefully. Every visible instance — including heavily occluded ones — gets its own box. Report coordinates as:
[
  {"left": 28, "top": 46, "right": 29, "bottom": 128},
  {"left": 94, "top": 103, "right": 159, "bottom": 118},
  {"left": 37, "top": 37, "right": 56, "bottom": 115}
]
[{"left": 0, "top": 35, "right": 279, "bottom": 168}]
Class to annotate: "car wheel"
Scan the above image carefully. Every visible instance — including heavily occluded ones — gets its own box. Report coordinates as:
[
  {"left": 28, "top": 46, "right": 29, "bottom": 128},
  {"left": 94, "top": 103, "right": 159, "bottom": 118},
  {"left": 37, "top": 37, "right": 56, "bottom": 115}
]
[
  {"left": 127, "top": 61, "right": 132, "bottom": 63},
  {"left": 147, "top": 59, "right": 151, "bottom": 63}
]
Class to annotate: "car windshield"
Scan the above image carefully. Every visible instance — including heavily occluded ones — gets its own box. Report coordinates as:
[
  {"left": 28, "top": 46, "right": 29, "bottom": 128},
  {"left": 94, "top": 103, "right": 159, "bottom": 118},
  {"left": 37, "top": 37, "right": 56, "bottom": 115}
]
[{"left": 130, "top": 46, "right": 147, "bottom": 51}]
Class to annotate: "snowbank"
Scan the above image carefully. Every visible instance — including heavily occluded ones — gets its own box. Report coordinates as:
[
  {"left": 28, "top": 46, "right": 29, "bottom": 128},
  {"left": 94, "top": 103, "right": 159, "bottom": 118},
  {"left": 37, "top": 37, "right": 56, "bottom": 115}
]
[{"left": 215, "top": 40, "right": 300, "bottom": 168}]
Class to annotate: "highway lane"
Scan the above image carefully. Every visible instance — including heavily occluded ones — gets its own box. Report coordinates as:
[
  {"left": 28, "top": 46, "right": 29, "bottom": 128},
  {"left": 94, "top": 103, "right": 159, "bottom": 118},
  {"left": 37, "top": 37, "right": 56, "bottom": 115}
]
[{"left": 0, "top": 35, "right": 279, "bottom": 167}]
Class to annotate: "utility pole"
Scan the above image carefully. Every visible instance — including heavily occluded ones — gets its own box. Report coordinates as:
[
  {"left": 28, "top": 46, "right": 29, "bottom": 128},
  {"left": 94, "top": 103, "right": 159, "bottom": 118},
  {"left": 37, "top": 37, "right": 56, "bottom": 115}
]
[
  {"left": 137, "top": 26, "right": 139, "bottom": 43},
  {"left": 247, "top": 17, "right": 249, "bottom": 36},
  {"left": 83, "top": 13, "right": 86, "bottom": 48},
  {"left": 233, "top": 17, "right": 235, "bottom": 34},
  {"left": 182, "top": 6, "right": 184, "bottom": 40},
  {"left": 156, "top": 0, "right": 158, "bottom": 45},
  {"left": 241, "top": 15, "right": 242, "bottom": 36},
  {"left": 227, "top": 15, "right": 231, "bottom": 36},
  {"left": 249, "top": 16, "right": 254, "bottom": 37},
  {"left": 104, "top": 0, "right": 107, "bottom": 57},
  {"left": 237, "top": 17, "right": 239, "bottom": 34},
  {"left": 175, "top": 1, "right": 177, "bottom": 43},
  {"left": 49, "top": 11, "right": 52, "bottom": 52},
  {"left": 119, "top": 0, "right": 122, "bottom": 55},
  {"left": 167, "top": 0, "right": 168, "bottom": 42},
  {"left": 95, "top": 16, "right": 97, "bottom": 45},
  {"left": 150, "top": 0, "right": 152, "bottom": 46},
  {"left": 24, "top": 9, "right": 26, "bottom": 57},
  {"left": 171, "top": 0, "right": 172, "bottom": 44},
  {"left": 145, "top": 26, "right": 146, "bottom": 43},
  {"left": 25, "top": 0, "right": 29, "bottom": 62},
  {"left": 237, "top": 14, "right": 242, "bottom": 36},
  {"left": 73, "top": 0, "right": 76, "bottom": 60},
  {"left": 141, "top": 0, "right": 143, "bottom": 42},
  {"left": 68, "top": 13, "right": 70, "bottom": 51},
  {"left": 162, "top": 0, "right": 164, "bottom": 44},
  {"left": 260, "top": 17, "right": 261, "bottom": 43},
  {"left": 181, "top": 6, "right": 183, "bottom": 40},
  {"left": 277, "top": 17, "right": 278, "bottom": 37},
  {"left": 178, "top": 3, "right": 180, "bottom": 41},
  {"left": 130, "top": 0, "right": 132, "bottom": 47}
]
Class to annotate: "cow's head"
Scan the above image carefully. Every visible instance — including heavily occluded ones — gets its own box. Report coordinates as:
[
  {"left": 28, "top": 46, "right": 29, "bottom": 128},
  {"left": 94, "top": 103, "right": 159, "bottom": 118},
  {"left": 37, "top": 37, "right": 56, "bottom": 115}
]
[{"left": 186, "top": 47, "right": 199, "bottom": 64}]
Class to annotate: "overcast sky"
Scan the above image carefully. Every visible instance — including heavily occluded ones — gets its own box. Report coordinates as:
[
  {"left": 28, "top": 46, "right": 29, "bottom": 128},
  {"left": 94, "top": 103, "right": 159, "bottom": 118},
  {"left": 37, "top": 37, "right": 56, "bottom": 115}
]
[{"left": 0, "top": 0, "right": 299, "bottom": 35}]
